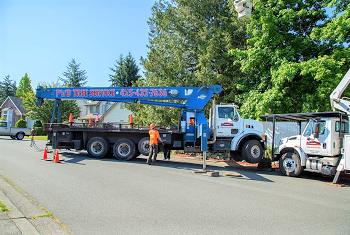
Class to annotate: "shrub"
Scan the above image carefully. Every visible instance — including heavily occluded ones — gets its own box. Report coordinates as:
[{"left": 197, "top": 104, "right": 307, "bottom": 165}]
[
  {"left": 0, "top": 117, "right": 5, "bottom": 121},
  {"left": 15, "top": 119, "right": 27, "bottom": 128},
  {"left": 34, "top": 127, "right": 48, "bottom": 136},
  {"left": 34, "top": 120, "right": 42, "bottom": 127}
]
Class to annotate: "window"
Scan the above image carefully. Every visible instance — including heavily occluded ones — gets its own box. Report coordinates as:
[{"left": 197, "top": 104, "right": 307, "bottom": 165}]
[
  {"left": 303, "top": 121, "right": 326, "bottom": 137},
  {"left": 0, "top": 122, "right": 7, "bottom": 127},
  {"left": 2, "top": 111, "right": 7, "bottom": 120},
  {"left": 89, "top": 106, "right": 97, "bottom": 114},
  {"left": 218, "top": 107, "right": 235, "bottom": 119},
  {"left": 335, "top": 121, "right": 349, "bottom": 133}
]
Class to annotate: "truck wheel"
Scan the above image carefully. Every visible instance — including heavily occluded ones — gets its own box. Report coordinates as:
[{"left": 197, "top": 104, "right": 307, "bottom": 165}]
[
  {"left": 138, "top": 137, "right": 150, "bottom": 156},
  {"left": 242, "top": 140, "right": 263, "bottom": 163},
  {"left": 16, "top": 132, "right": 25, "bottom": 140},
  {"left": 10, "top": 135, "right": 16, "bottom": 140},
  {"left": 87, "top": 137, "right": 110, "bottom": 158},
  {"left": 113, "top": 138, "right": 136, "bottom": 161},
  {"left": 279, "top": 152, "right": 303, "bottom": 177}
]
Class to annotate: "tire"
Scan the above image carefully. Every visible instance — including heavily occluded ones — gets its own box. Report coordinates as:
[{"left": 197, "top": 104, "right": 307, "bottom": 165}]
[
  {"left": 86, "top": 137, "right": 110, "bottom": 158},
  {"left": 10, "top": 135, "right": 16, "bottom": 140},
  {"left": 138, "top": 137, "right": 150, "bottom": 156},
  {"left": 242, "top": 140, "right": 263, "bottom": 163},
  {"left": 279, "top": 152, "right": 303, "bottom": 177},
  {"left": 16, "top": 132, "right": 25, "bottom": 140},
  {"left": 113, "top": 138, "right": 136, "bottom": 161}
]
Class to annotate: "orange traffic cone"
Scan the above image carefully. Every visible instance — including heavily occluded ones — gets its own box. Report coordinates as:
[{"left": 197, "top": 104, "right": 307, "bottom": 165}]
[
  {"left": 89, "top": 117, "right": 92, "bottom": 124},
  {"left": 129, "top": 114, "right": 134, "bottom": 124},
  {"left": 69, "top": 113, "right": 73, "bottom": 123},
  {"left": 54, "top": 151, "right": 61, "bottom": 163},
  {"left": 42, "top": 148, "right": 48, "bottom": 160}
]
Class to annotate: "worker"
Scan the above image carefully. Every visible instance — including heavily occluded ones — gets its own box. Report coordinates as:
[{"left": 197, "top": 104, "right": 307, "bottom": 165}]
[{"left": 147, "top": 123, "right": 163, "bottom": 165}]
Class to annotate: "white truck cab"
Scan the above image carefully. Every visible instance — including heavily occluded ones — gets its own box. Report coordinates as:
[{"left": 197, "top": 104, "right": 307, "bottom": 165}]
[
  {"left": 210, "top": 104, "right": 266, "bottom": 163},
  {"left": 274, "top": 112, "right": 349, "bottom": 177}
]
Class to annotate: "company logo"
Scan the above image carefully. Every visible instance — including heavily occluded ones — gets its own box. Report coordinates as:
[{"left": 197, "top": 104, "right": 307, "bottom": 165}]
[
  {"left": 198, "top": 94, "right": 207, "bottom": 99},
  {"left": 306, "top": 141, "right": 321, "bottom": 145},
  {"left": 221, "top": 122, "right": 233, "bottom": 126}
]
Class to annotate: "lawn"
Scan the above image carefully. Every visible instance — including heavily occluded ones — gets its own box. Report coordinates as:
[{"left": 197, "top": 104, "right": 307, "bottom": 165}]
[{"left": 24, "top": 136, "right": 48, "bottom": 141}]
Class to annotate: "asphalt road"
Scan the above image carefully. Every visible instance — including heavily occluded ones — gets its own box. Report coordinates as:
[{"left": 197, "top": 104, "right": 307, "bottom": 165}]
[{"left": 1, "top": 136, "right": 350, "bottom": 235}]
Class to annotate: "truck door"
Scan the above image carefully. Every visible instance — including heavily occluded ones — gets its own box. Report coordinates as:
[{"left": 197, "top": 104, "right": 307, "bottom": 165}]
[
  {"left": 0, "top": 122, "right": 9, "bottom": 135},
  {"left": 301, "top": 120, "right": 329, "bottom": 156},
  {"left": 215, "top": 106, "right": 239, "bottom": 137}
]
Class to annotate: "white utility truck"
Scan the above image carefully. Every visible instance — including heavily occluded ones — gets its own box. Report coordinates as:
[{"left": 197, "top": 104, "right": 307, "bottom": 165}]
[{"left": 262, "top": 69, "right": 350, "bottom": 183}]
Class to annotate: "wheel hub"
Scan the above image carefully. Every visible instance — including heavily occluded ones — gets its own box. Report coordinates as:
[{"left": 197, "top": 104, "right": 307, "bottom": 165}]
[
  {"left": 91, "top": 142, "right": 103, "bottom": 154},
  {"left": 283, "top": 158, "right": 296, "bottom": 172},
  {"left": 250, "top": 145, "right": 261, "bottom": 158},
  {"left": 118, "top": 143, "right": 130, "bottom": 156}
]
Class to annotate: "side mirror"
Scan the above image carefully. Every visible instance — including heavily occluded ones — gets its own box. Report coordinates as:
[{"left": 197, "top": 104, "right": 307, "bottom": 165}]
[{"left": 313, "top": 123, "right": 320, "bottom": 139}]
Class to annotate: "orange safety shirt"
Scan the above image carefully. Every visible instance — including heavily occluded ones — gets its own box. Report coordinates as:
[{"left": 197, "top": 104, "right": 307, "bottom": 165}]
[{"left": 149, "top": 129, "right": 160, "bottom": 145}]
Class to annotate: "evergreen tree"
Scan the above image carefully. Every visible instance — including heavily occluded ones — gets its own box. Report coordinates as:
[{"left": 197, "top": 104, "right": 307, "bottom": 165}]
[
  {"left": 16, "top": 73, "right": 34, "bottom": 99},
  {"left": 59, "top": 59, "right": 88, "bottom": 87},
  {"left": 0, "top": 75, "right": 17, "bottom": 105},
  {"left": 109, "top": 53, "right": 141, "bottom": 87},
  {"left": 127, "top": 0, "right": 247, "bottom": 126}
]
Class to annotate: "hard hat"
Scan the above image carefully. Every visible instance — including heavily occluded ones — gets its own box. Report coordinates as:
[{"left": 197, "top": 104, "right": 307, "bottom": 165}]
[{"left": 150, "top": 123, "right": 155, "bottom": 129}]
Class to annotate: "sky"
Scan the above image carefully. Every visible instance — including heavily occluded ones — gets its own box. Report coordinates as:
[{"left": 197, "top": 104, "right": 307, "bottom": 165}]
[{"left": 0, "top": 0, "right": 156, "bottom": 89}]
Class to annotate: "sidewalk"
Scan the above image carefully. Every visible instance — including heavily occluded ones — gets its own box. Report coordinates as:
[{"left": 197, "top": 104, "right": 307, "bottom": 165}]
[{"left": 0, "top": 176, "right": 72, "bottom": 235}]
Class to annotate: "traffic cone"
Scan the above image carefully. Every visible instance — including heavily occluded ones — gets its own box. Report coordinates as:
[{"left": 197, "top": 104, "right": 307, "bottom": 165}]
[
  {"left": 42, "top": 148, "right": 48, "bottom": 160},
  {"left": 69, "top": 113, "right": 73, "bottom": 123},
  {"left": 54, "top": 151, "right": 61, "bottom": 163},
  {"left": 89, "top": 117, "right": 92, "bottom": 124},
  {"left": 129, "top": 114, "right": 134, "bottom": 124}
]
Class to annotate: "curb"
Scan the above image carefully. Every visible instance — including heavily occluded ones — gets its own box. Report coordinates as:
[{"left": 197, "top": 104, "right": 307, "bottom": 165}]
[{"left": 0, "top": 176, "right": 72, "bottom": 235}]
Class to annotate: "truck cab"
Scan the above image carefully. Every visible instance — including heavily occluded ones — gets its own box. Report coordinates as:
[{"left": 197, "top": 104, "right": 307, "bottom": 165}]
[
  {"left": 209, "top": 104, "right": 266, "bottom": 163},
  {"left": 276, "top": 114, "right": 348, "bottom": 176}
]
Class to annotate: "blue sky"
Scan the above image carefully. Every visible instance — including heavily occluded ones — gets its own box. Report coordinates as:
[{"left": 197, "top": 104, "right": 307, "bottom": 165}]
[{"left": 0, "top": 0, "right": 156, "bottom": 89}]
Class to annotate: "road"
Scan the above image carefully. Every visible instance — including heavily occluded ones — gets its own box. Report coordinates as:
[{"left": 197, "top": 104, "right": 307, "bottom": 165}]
[{"left": 1, "top": 136, "right": 350, "bottom": 235}]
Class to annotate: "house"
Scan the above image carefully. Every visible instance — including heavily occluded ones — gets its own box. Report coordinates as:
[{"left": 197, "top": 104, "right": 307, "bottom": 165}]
[
  {"left": 77, "top": 100, "right": 132, "bottom": 124},
  {"left": 0, "top": 96, "right": 35, "bottom": 128}
]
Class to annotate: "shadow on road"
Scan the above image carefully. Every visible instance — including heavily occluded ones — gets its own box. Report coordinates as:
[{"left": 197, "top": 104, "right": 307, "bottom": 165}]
[{"left": 52, "top": 150, "right": 278, "bottom": 183}]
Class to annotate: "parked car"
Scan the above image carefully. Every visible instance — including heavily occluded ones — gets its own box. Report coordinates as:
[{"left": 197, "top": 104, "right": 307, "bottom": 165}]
[{"left": 0, "top": 121, "right": 31, "bottom": 140}]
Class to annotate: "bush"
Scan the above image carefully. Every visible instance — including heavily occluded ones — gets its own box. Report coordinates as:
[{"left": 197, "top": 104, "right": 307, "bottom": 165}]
[
  {"left": 34, "top": 120, "right": 42, "bottom": 127},
  {"left": 0, "top": 117, "right": 5, "bottom": 121},
  {"left": 15, "top": 119, "right": 27, "bottom": 128},
  {"left": 34, "top": 127, "right": 48, "bottom": 136}
]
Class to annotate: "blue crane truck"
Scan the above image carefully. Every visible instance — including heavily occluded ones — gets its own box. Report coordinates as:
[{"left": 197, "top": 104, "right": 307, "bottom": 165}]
[{"left": 36, "top": 85, "right": 266, "bottom": 162}]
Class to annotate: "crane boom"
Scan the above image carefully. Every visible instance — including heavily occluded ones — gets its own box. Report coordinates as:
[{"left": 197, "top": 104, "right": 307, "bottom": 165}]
[
  {"left": 36, "top": 85, "right": 222, "bottom": 110},
  {"left": 330, "top": 69, "right": 350, "bottom": 115}
]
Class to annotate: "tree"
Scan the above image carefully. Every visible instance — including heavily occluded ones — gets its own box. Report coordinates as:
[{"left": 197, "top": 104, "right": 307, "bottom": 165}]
[
  {"left": 59, "top": 59, "right": 88, "bottom": 87},
  {"left": 0, "top": 75, "right": 17, "bottom": 105},
  {"left": 127, "top": 0, "right": 248, "bottom": 126},
  {"left": 229, "top": 0, "right": 350, "bottom": 119},
  {"left": 109, "top": 53, "right": 141, "bottom": 87},
  {"left": 23, "top": 81, "right": 81, "bottom": 123},
  {"left": 16, "top": 73, "right": 34, "bottom": 99}
]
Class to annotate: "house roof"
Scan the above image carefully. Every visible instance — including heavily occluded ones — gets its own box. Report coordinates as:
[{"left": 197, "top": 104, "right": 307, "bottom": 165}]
[
  {"left": 84, "top": 101, "right": 100, "bottom": 106},
  {"left": 0, "top": 96, "right": 28, "bottom": 115},
  {"left": 79, "top": 113, "right": 99, "bottom": 120}
]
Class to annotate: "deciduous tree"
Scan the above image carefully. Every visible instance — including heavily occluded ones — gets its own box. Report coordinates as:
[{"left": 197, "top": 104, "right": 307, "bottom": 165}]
[{"left": 16, "top": 73, "right": 34, "bottom": 99}]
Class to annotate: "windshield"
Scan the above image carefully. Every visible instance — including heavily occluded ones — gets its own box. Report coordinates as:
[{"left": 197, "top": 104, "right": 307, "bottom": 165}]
[
  {"left": 303, "top": 120, "right": 326, "bottom": 137},
  {"left": 218, "top": 107, "right": 235, "bottom": 119}
]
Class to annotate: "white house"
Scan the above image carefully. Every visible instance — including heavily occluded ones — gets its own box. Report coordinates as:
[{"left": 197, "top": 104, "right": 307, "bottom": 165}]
[{"left": 76, "top": 100, "right": 132, "bottom": 124}]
